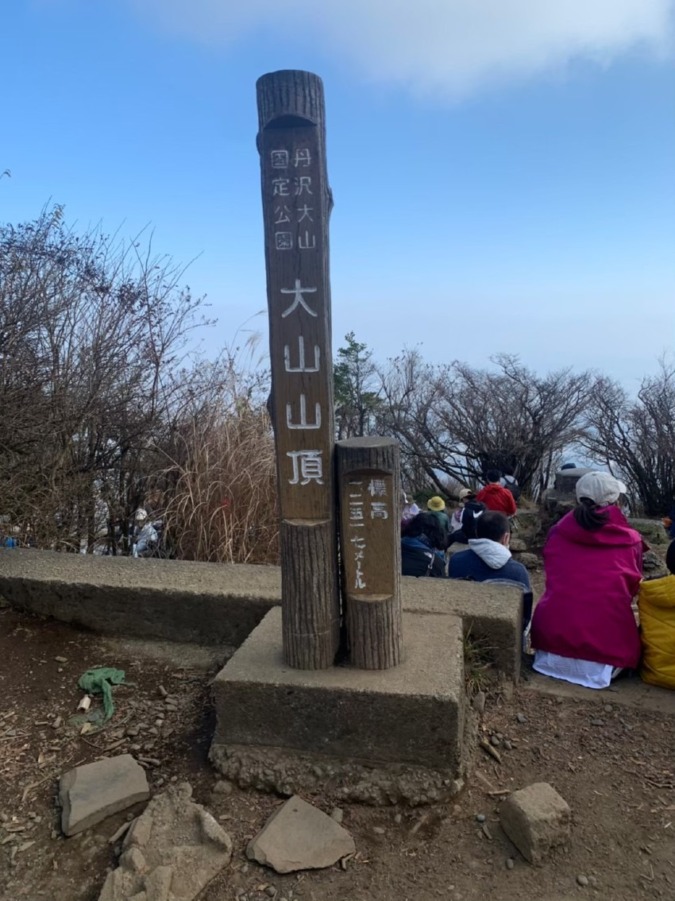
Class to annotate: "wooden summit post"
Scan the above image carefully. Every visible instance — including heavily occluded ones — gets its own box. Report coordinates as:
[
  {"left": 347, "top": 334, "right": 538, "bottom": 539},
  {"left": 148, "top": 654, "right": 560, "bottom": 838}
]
[
  {"left": 337, "top": 438, "right": 403, "bottom": 669},
  {"left": 257, "top": 70, "right": 340, "bottom": 670}
]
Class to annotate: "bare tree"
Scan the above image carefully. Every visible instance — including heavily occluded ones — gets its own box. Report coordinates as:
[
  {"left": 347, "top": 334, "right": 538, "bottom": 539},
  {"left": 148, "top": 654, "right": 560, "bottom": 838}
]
[
  {"left": 0, "top": 206, "right": 208, "bottom": 550},
  {"left": 378, "top": 352, "right": 596, "bottom": 497},
  {"left": 582, "top": 361, "right": 675, "bottom": 515}
]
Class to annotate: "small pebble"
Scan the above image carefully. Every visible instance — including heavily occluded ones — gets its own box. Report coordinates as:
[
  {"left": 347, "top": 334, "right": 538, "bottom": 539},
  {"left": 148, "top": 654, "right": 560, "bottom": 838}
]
[
  {"left": 490, "top": 735, "right": 501, "bottom": 747},
  {"left": 577, "top": 874, "right": 589, "bottom": 887},
  {"left": 329, "top": 807, "right": 343, "bottom": 824},
  {"left": 213, "top": 780, "right": 233, "bottom": 796},
  {"left": 503, "top": 740, "right": 512, "bottom": 751},
  {"left": 373, "top": 826, "right": 385, "bottom": 835},
  {"left": 604, "top": 704, "right": 613, "bottom": 713},
  {"left": 475, "top": 814, "right": 486, "bottom": 823},
  {"left": 505, "top": 858, "right": 514, "bottom": 870},
  {"left": 265, "top": 888, "right": 277, "bottom": 898},
  {"left": 590, "top": 719, "right": 604, "bottom": 727},
  {"left": 516, "top": 713, "right": 527, "bottom": 724},
  {"left": 394, "top": 813, "right": 402, "bottom": 824}
]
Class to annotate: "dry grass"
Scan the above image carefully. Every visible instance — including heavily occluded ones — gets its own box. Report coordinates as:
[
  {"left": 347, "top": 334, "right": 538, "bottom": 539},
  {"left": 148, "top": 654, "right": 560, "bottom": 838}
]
[
  {"left": 161, "top": 400, "right": 279, "bottom": 565},
  {"left": 463, "top": 629, "right": 498, "bottom": 695}
]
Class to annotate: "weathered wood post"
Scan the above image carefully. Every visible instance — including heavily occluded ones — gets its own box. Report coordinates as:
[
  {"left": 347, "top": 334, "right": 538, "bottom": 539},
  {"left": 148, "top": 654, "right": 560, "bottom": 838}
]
[
  {"left": 257, "top": 70, "right": 341, "bottom": 669},
  {"left": 337, "top": 437, "right": 403, "bottom": 669}
]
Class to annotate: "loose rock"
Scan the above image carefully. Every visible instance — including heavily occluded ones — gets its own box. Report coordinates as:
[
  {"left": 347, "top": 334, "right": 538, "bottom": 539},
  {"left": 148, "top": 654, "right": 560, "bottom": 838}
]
[
  {"left": 499, "top": 782, "right": 571, "bottom": 864},
  {"left": 577, "top": 874, "right": 589, "bottom": 886},
  {"left": 213, "top": 780, "right": 233, "bottom": 796},
  {"left": 247, "top": 795, "right": 355, "bottom": 874},
  {"left": 98, "top": 782, "right": 231, "bottom": 901},
  {"left": 59, "top": 755, "right": 150, "bottom": 837}
]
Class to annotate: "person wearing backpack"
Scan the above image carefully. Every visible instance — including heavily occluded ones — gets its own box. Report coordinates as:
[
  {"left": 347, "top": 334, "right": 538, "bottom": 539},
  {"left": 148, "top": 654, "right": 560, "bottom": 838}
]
[{"left": 447, "top": 490, "right": 486, "bottom": 547}]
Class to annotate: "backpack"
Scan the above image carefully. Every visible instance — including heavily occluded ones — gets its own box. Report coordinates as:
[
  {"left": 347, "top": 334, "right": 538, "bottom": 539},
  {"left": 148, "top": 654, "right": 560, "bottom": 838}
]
[
  {"left": 461, "top": 501, "right": 486, "bottom": 539},
  {"left": 401, "top": 542, "right": 446, "bottom": 578},
  {"left": 503, "top": 475, "right": 521, "bottom": 502}
]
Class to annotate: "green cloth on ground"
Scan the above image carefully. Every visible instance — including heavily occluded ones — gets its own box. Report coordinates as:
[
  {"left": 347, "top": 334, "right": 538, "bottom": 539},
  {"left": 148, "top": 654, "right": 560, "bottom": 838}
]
[{"left": 78, "top": 667, "right": 126, "bottom": 721}]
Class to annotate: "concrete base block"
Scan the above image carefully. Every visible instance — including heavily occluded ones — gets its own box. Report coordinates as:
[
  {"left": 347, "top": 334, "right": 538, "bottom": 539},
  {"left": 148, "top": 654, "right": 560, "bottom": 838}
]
[{"left": 210, "top": 608, "right": 468, "bottom": 804}]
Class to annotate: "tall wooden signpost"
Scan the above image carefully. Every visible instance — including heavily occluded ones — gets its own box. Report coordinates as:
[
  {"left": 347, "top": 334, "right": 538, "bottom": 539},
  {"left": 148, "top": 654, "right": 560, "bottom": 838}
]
[{"left": 257, "top": 70, "right": 340, "bottom": 670}]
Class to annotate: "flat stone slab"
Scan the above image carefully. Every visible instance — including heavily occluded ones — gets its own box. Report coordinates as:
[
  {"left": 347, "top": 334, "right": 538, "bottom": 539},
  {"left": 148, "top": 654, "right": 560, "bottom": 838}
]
[
  {"left": 99, "top": 782, "right": 232, "bottom": 901},
  {"left": 247, "top": 795, "right": 355, "bottom": 873},
  {"left": 499, "top": 782, "right": 571, "bottom": 864},
  {"left": 0, "top": 551, "right": 523, "bottom": 677},
  {"left": 60, "top": 754, "right": 150, "bottom": 836}
]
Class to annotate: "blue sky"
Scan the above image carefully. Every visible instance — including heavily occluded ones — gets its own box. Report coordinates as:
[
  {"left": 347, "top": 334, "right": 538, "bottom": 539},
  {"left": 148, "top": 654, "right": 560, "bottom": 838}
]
[{"left": 3, "top": 0, "right": 674, "bottom": 388}]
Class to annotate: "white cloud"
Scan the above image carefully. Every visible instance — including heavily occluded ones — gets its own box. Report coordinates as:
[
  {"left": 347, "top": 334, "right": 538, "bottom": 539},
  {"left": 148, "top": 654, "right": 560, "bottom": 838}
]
[{"left": 129, "top": 0, "right": 674, "bottom": 97}]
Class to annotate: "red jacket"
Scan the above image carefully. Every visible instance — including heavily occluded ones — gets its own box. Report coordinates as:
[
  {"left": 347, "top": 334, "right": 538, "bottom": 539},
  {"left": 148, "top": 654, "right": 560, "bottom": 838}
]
[
  {"left": 475, "top": 483, "right": 517, "bottom": 516},
  {"left": 531, "top": 506, "right": 643, "bottom": 668}
]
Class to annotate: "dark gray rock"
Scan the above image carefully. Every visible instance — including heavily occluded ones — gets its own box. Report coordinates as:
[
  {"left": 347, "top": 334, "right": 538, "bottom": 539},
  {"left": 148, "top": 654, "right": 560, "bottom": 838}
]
[{"left": 59, "top": 754, "right": 150, "bottom": 837}]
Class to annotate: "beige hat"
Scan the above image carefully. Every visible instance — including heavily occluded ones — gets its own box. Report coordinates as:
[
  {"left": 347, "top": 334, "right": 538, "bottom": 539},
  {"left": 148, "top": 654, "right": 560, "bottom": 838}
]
[
  {"left": 427, "top": 496, "right": 446, "bottom": 512},
  {"left": 576, "top": 471, "right": 627, "bottom": 506},
  {"left": 458, "top": 488, "right": 475, "bottom": 501}
]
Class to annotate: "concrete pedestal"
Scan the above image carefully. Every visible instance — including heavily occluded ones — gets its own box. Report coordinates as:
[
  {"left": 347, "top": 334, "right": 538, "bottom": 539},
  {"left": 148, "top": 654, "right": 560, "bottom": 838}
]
[{"left": 210, "top": 607, "right": 468, "bottom": 805}]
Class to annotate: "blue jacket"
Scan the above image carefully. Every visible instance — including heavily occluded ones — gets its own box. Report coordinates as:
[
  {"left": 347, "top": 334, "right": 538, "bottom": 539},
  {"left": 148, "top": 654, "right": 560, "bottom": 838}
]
[
  {"left": 448, "top": 549, "right": 530, "bottom": 591},
  {"left": 401, "top": 536, "right": 446, "bottom": 577}
]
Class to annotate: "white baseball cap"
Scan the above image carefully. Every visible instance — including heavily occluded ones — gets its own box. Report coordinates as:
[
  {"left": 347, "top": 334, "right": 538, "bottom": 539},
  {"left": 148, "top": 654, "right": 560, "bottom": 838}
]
[{"left": 575, "top": 472, "right": 627, "bottom": 506}]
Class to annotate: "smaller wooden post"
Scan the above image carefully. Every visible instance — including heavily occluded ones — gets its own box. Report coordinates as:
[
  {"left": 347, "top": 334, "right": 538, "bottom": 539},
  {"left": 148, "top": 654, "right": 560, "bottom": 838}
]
[{"left": 336, "top": 437, "right": 403, "bottom": 669}]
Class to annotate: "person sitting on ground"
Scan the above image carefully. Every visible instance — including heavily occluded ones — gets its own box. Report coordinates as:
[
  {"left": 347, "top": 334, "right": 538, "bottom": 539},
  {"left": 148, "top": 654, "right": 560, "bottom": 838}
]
[
  {"left": 426, "top": 495, "right": 451, "bottom": 538},
  {"left": 446, "top": 490, "right": 486, "bottom": 547},
  {"left": 530, "top": 471, "right": 643, "bottom": 690},
  {"left": 637, "top": 539, "right": 675, "bottom": 691},
  {"left": 401, "top": 512, "right": 446, "bottom": 578},
  {"left": 476, "top": 469, "right": 517, "bottom": 517},
  {"left": 448, "top": 510, "right": 530, "bottom": 592},
  {"left": 449, "top": 488, "right": 473, "bottom": 533}
]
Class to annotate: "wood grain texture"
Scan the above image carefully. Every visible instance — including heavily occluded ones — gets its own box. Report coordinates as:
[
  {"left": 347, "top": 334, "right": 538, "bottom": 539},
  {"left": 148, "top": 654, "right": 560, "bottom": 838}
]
[{"left": 337, "top": 438, "right": 403, "bottom": 669}]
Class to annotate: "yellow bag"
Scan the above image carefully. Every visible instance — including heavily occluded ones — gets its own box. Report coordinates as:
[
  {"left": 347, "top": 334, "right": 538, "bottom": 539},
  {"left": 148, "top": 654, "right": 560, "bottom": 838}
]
[{"left": 638, "top": 575, "right": 675, "bottom": 691}]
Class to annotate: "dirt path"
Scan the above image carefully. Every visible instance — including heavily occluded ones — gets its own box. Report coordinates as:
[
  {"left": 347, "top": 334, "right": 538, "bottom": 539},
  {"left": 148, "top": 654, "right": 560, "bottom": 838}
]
[{"left": 1, "top": 605, "right": 674, "bottom": 901}]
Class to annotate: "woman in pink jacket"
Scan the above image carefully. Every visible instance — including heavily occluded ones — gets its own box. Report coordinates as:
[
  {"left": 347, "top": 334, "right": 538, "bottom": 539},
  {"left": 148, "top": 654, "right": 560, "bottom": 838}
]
[{"left": 531, "top": 471, "right": 643, "bottom": 689}]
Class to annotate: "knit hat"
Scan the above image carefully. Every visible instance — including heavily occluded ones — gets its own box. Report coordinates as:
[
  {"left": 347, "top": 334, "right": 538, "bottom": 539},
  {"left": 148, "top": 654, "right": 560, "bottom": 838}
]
[
  {"left": 576, "top": 471, "right": 627, "bottom": 507},
  {"left": 458, "top": 488, "right": 474, "bottom": 501},
  {"left": 427, "top": 496, "right": 446, "bottom": 512}
]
